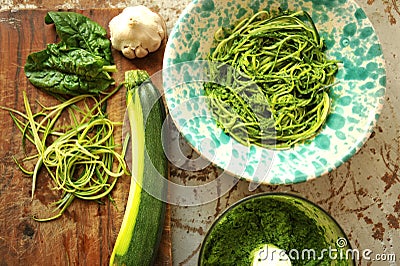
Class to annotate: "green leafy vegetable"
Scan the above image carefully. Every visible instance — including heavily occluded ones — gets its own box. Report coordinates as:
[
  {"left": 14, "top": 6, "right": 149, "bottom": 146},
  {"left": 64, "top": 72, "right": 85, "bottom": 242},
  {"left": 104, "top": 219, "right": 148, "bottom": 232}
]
[
  {"left": 44, "top": 11, "right": 114, "bottom": 64},
  {"left": 204, "top": 10, "right": 339, "bottom": 149},
  {"left": 24, "top": 11, "right": 116, "bottom": 96},
  {"left": 25, "top": 43, "right": 116, "bottom": 95}
]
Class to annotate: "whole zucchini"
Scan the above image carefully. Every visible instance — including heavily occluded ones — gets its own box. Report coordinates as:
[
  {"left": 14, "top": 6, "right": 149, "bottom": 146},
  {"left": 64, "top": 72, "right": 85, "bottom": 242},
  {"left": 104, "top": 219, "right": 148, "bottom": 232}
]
[{"left": 109, "top": 70, "right": 167, "bottom": 266}]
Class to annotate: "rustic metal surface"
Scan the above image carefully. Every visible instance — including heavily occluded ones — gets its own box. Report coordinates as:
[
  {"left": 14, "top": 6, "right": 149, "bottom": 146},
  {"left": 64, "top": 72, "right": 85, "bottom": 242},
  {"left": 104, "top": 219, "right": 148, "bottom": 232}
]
[{"left": 0, "top": 0, "right": 399, "bottom": 265}]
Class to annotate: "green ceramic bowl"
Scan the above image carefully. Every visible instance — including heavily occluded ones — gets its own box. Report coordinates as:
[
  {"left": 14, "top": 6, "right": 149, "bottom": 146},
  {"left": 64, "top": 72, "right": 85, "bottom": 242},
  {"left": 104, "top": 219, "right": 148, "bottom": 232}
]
[
  {"left": 163, "top": 0, "right": 386, "bottom": 184},
  {"left": 198, "top": 192, "right": 355, "bottom": 265}
]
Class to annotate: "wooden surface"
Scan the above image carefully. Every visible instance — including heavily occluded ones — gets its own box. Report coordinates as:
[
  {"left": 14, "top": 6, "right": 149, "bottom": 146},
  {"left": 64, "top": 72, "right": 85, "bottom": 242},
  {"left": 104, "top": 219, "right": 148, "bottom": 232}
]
[{"left": 0, "top": 9, "right": 171, "bottom": 265}]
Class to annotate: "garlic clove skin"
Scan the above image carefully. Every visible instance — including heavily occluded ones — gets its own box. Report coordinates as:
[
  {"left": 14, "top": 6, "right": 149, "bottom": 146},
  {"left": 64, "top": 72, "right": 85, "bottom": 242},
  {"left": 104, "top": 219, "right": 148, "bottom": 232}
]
[
  {"left": 109, "top": 5, "right": 166, "bottom": 59},
  {"left": 121, "top": 45, "right": 137, "bottom": 59},
  {"left": 134, "top": 46, "right": 149, "bottom": 58}
]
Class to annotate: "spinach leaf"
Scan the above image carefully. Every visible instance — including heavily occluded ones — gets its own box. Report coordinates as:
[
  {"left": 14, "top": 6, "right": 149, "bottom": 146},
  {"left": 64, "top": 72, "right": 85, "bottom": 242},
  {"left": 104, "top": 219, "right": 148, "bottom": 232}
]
[
  {"left": 44, "top": 11, "right": 113, "bottom": 64},
  {"left": 24, "top": 11, "right": 116, "bottom": 96},
  {"left": 25, "top": 43, "right": 115, "bottom": 95}
]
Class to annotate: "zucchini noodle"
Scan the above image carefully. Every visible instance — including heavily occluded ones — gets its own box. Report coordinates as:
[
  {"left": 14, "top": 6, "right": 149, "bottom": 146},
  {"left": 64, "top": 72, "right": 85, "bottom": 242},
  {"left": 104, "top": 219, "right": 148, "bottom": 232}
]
[
  {"left": 3, "top": 86, "right": 129, "bottom": 221},
  {"left": 204, "top": 10, "right": 339, "bottom": 149}
]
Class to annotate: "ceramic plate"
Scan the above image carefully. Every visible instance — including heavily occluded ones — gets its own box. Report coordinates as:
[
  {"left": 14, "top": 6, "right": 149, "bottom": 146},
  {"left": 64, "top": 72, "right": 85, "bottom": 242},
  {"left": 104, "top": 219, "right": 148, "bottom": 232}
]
[{"left": 163, "top": 0, "right": 386, "bottom": 184}]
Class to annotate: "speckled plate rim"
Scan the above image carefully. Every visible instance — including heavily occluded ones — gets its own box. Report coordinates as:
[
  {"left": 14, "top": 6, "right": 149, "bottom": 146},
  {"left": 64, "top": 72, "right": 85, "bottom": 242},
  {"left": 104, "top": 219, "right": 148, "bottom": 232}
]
[{"left": 163, "top": 0, "right": 386, "bottom": 185}]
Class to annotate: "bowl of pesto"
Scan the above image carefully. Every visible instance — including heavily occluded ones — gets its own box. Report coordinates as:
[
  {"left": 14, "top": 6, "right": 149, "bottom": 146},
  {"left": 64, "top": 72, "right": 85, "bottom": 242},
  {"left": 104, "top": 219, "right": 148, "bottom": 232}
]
[
  {"left": 198, "top": 192, "right": 355, "bottom": 265},
  {"left": 163, "top": 0, "right": 386, "bottom": 184}
]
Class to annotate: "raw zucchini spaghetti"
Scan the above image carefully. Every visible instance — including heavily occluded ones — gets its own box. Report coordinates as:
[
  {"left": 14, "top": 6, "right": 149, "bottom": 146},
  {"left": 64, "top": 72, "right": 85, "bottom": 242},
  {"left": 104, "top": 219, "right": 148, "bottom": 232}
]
[{"left": 204, "top": 10, "right": 339, "bottom": 149}]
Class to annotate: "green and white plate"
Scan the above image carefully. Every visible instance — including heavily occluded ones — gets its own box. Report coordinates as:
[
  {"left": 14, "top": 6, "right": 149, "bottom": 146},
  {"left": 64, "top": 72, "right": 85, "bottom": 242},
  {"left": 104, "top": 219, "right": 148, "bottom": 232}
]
[{"left": 163, "top": 0, "right": 386, "bottom": 185}]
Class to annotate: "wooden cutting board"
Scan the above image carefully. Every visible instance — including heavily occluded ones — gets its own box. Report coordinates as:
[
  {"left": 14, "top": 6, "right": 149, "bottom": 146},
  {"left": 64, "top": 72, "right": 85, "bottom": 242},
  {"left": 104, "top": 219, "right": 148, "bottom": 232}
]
[{"left": 0, "top": 9, "right": 171, "bottom": 265}]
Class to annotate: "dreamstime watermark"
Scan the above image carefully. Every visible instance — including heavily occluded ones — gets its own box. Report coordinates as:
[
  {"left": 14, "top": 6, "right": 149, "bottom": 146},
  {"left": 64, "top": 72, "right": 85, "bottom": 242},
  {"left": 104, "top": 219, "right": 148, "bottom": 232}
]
[{"left": 257, "top": 238, "right": 397, "bottom": 263}]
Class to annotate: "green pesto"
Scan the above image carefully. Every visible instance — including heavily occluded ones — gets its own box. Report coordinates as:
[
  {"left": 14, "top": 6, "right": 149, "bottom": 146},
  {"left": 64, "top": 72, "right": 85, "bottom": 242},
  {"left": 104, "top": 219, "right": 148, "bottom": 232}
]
[
  {"left": 204, "top": 10, "right": 339, "bottom": 149},
  {"left": 200, "top": 197, "right": 340, "bottom": 266}
]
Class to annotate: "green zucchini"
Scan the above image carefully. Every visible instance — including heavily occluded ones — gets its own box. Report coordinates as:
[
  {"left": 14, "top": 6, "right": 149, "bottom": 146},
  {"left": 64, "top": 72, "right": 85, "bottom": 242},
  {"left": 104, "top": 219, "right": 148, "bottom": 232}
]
[{"left": 109, "top": 70, "right": 167, "bottom": 266}]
